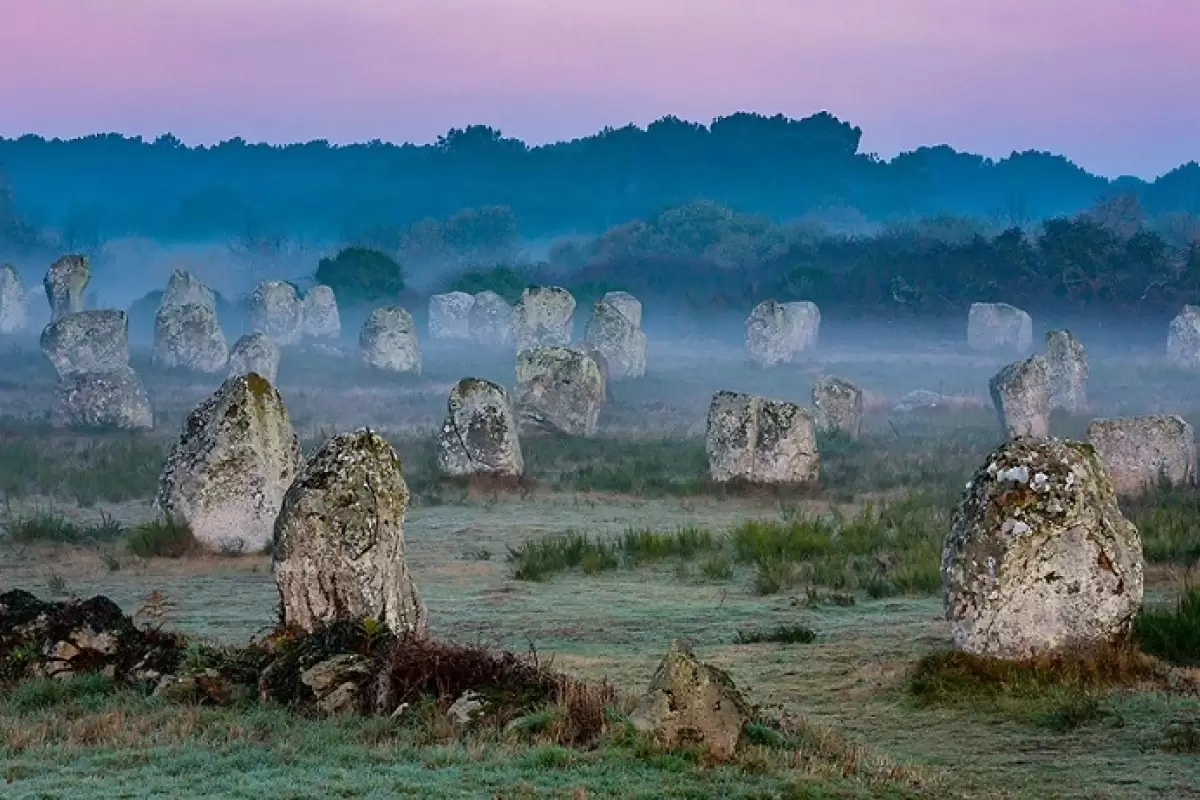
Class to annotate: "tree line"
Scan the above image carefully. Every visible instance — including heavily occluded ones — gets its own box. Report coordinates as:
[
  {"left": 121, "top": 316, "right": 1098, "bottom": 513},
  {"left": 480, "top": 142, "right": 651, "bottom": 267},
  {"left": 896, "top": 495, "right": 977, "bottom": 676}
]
[{"left": 1, "top": 111, "right": 1198, "bottom": 248}]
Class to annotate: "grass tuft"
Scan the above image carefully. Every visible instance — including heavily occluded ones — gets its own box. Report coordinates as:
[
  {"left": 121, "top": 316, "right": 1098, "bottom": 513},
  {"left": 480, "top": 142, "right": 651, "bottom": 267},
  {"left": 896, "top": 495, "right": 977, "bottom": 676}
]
[
  {"left": 127, "top": 518, "right": 198, "bottom": 559},
  {"left": 734, "top": 625, "right": 817, "bottom": 645},
  {"left": 1133, "top": 587, "right": 1200, "bottom": 666}
]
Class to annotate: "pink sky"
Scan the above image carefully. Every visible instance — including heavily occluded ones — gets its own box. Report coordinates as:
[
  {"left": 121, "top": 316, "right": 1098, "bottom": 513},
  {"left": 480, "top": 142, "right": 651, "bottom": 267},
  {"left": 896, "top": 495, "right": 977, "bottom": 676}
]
[{"left": 0, "top": 0, "right": 1196, "bottom": 178}]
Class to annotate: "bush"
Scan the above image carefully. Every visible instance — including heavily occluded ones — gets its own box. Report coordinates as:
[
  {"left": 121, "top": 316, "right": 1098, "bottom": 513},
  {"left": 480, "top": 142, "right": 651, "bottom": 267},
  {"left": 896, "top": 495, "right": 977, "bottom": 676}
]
[
  {"left": 445, "top": 264, "right": 528, "bottom": 305},
  {"left": 1133, "top": 587, "right": 1200, "bottom": 666},
  {"left": 315, "top": 246, "right": 405, "bottom": 305},
  {"left": 734, "top": 625, "right": 817, "bottom": 645},
  {"left": 127, "top": 518, "right": 197, "bottom": 558}
]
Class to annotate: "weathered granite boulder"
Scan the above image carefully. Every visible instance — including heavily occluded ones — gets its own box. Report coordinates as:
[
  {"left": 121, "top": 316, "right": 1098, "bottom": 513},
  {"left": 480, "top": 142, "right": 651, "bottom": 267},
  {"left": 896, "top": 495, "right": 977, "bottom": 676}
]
[
  {"left": 942, "top": 437, "right": 1144, "bottom": 659},
  {"left": 512, "top": 287, "right": 575, "bottom": 352},
  {"left": 436, "top": 378, "right": 524, "bottom": 477},
  {"left": 302, "top": 285, "right": 341, "bottom": 340},
  {"left": 1045, "top": 330, "right": 1088, "bottom": 413},
  {"left": 468, "top": 290, "right": 514, "bottom": 347},
  {"left": 160, "top": 268, "right": 216, "bottom": 311},
  {"left": 247, "top": 280, "right": 304, "bottom": 346},
  {"left": 51, "top": 366, "right": 153, "bottom": 430},
  {"left": 0, "top": 264, "right": 28, "bottom": 334},
  {"left": 514, "top": 346, "right": 605, "bottom": 436},
  {"left": 273, "top": 429, "right": 426, "bottom": 635},
  {"left": 989, "top": 355, "right": 1051, "bottom": 438},
  {"left": 600, "top": 290, "right": 642, "bottom": 328},
  {"left": 630, "top": 639, "right": 751, "bottom": 761},
  {"left": 811, "top": 376, "right": 864, "bottom": 439},
  {"left": 154, "top": 303, "right": 228, "bottom": 373},
  {"left": 1167, "top": 305, "right": 1200, "bottom": 368},
  {"left": 300, "top": 654, "right": 371, "bottom": 716},
  {"left": 228, "top": 333, "right": 281, "bottom": 385},
  {"left": 582, "top": 295, "right": 647, "bottom": 379},
  {"left": 967, "top": 302, "right": 1033, "bottom": 353},
  {"left": 156, "top": 374, "right": 301, "bottom": 553},
  {"left": 41, "top": 310, "right": 130, "bottom": 378},
  {"left": 360, "top": 306, "right": 421, "bottom": 375},
  {"left": 706, "top": 391, "right": 819, "bottom": 484},
  {"left": 44, "top": 255, "right": 90, "bottom": 322},
  {"left": 1086, "top": 415, "right": 1196, "bottom": 497},
  {"left": 745, "top": 300, "right": 820, "bottom": 368},
  {"left": 428, "top": 292, "right": 475, "bottom": 341}
]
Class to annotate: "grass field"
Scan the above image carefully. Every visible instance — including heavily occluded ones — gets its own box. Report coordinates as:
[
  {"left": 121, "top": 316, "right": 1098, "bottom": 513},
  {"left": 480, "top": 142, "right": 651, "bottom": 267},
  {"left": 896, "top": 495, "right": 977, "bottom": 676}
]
[{"left": 2, "top": 334, "right": 1200, "bottom": 798}]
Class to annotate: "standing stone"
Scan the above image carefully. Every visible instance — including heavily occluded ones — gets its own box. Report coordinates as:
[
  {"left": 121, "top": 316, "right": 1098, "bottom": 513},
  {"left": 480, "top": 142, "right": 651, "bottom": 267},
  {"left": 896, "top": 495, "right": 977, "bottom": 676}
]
[
  {"left": 600, "top": 290, "right": 642, "bottom": 328},
  {"left": 745, "top": 300, "right": 820, "bottom": 368},
  {"left": 989, "top": 355, "right": 1050, "bottom": 439},
  {"left": 630, "top": 639, "right": 751, "bottom": 761},
  {"left": 428, "top": 292, "right": 475, "bottom": 341},
  {"left": 0, "top": 264, "right": 28, "bottom": 334},
  {"left": 157, "top": 374, "right": 301, "bottom": 553},
  {"left": 40, "top": 310, "right": 130, "bottom": 378},
  {"left": 967, "top": 302, "right": 1033, "bottom": 353},
  {"left": 302, "top": 285, "right": 341, "bottom": 340},
  {"left": 228, "top": 333, "right": 281, "bottom": 386},
  {"left": 436, "top": 378, "right": 524, "bottom": 477},
  {"left": 360, "top": 306, "right": 421, "bottom": 375},
  {"left": 51, "top": 366, "right": 153, "bottom": 430},
  {"left": 582, "top": 295, "right": 647, "bottom": 380},
  {"left": 1167, "top": 305, "right": 1200, "bottom": 368},
  {"left": 160, "top": 268, "right": 216, "bottom": 311},
  {"left": 512, "top": 287, "right": 575, "bottom": 352},
  {"left": 1086, "top": 415, "right": 1197, "bottom": 497},
  {"left": 154, "top": 303, "right": 228, "bottom": 373},
  {"left": 943, "top": 437, "right": 1144, "bottom": 659},
  {"left": 273, "top": 429, "right": 426, "bottom": 635},
  {"left": 468, "top": 290, "right": 514, "bottom": 347},
  {"left": 706, "top": 391, "right": 819, "bottom": 485},
  {"left": 514, "top": 346, "right": 605, "bottom": 436},
  {"left": 43, "top": 255, "right": 90, "bottom": 322},
  {"left": 811, "top": 376, "right": 864, "bottom": 439},
  {"left": 247, "top": 280, "right": 305, "bottom": 346},
  {"left": 1045, "top": 330, "right": 1088, "bottom": 413}
]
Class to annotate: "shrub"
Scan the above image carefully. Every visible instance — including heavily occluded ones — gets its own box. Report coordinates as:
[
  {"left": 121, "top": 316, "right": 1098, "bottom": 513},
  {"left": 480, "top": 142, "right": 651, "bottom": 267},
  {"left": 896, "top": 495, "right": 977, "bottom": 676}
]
[
  {"left": 734, "top": 625, "right": 817, "bottom": 645},
  {"left": 127, "top": 518, "right": 197, "bottom": 558},
  {"left": 315, "top": 246, "right": 405, "bottom": 305},
  {"left": 445, "top": 264, "right": 528, "bottom": 305}
]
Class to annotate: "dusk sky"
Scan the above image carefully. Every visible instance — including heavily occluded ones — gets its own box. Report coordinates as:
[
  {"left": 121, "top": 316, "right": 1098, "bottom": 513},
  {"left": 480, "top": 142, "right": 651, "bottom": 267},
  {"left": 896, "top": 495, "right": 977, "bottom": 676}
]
[{"left": 1, "top": 0, "right": 1197, "bottom": 178}]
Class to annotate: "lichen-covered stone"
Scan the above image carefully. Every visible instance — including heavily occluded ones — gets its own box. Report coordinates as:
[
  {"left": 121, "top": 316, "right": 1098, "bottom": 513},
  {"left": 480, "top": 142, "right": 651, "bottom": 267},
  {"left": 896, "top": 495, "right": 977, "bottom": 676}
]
[
  {"left": 1167, "top": 305, "right": 1200, "bottom": 368},
  {"left": 0, "top": 264, "right": 28, "bottom": 334},
  {"left": 1086, "top": 415, "right": 1196, "bottom": 497},
  {"left": 247, "top": 280, "right": 304, "bottom": 346},
  {"left": 273, "top": 429, "right": 426, "bottom": 635},
  {"left": 706, "top": 391, "right": 819, "bottom": 484},
  {"left": 154, "top": 303, "right": 228, "bottom": 373},
  {"left": 942, "top": 437, "right": 1144, "bottom": 659},
  {"left": 360, "top": 306, "right": 421, "bottom": 375},
  {"left": 468, "top": 290, "right": 514, "bottom": 347},
  {"left": 300, "top": 654, "right": 371, "bottom": 715},
  {"left": 228, "top": 333, "right": 281, "bottom": 385},
  {"left": 160, "top": 268, "right": 216, "bottom": 311},
  {"left": 967, "top": 302, "right": 1033, "bottom": 353},
  {"left": 630, "top": 639, "right": 751, "bottom": 761},
  {"left": 428, "top": 292, "right": 475, "bottom": 340},
  {"left": 1045, "top": 330, "right": 1088, "bottom": 413},
  {"left": 44, "top": 254, "right": 90, "bottom": 322},
  {"left": 437, "top": 378, "right": 523, "bottom": 477},
  {"left": 52, "top": 366, "right": 153, "bottom": 430},
  {"left": 582, "top": 295, "right": 647, "bottom": 380},
  {"left": 600, "top": 290, "right": 642, "bottom": 328},
  {"left": 745, "top": 300, "right": 819, "bottom": 368},
  {"left": 989, "top": 355, "right": 1050, "bottom": 438},
  {"left": 812, "top": 376, "right": 863, "bottom": 439},
  {"left": 156, "top": 374, "right": 301, "bottom": 553},
  {"left": 514, "top": 346, "right": 605, "bottom": 436},
  {"left": 512, "top": 287, "right": 575, "bottom": 352},
  {"left": 40, "top": 310, "right": 130, "bottom": 378},
  {"left": 302, "top": 285, "right": 341, "bottom": 340}
]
